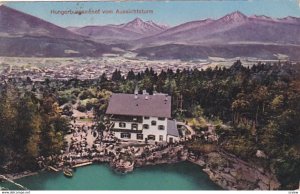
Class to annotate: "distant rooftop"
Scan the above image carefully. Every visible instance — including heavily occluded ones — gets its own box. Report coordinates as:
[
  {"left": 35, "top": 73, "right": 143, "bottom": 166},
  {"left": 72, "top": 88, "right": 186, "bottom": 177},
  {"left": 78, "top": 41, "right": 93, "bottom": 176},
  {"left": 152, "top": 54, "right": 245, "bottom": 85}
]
[{"left": 106, "top": 93, "right": 171, "bottom": 118}]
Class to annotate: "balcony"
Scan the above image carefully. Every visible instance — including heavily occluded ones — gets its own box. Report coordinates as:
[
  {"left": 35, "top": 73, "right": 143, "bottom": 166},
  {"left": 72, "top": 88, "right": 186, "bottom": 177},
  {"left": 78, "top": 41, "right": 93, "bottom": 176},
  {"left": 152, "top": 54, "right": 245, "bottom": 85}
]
[
  {"left": 111, "top": 128, "right": 143, "bottom": 133},
  {"left": 110, "top": 115, "right": 143, "bottom": 123}
]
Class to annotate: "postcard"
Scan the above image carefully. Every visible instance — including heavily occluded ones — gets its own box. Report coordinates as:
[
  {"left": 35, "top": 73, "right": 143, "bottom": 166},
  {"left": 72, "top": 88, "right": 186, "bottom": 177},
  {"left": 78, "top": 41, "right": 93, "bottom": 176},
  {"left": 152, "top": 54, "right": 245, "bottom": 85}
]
[{"left": 0, "top": 0, "right": 299, "bottom": 191}]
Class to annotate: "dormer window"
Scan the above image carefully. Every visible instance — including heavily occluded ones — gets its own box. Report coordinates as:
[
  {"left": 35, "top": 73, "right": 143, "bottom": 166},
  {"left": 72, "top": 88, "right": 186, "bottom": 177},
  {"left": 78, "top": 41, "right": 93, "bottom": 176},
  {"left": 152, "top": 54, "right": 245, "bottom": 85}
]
[
  {"left": 144, "top": 116, "right": 150, "bottom": 120},
  {"left": 158, "top": 117, "right": 165, "bottom": 121}
]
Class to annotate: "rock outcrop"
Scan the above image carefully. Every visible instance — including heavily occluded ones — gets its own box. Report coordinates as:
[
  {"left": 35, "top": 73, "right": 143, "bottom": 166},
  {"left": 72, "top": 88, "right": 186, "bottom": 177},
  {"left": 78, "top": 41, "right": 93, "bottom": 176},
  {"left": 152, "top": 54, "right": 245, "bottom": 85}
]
[{"left": 188, "top": 151, "right": 280, "bottom": 190}]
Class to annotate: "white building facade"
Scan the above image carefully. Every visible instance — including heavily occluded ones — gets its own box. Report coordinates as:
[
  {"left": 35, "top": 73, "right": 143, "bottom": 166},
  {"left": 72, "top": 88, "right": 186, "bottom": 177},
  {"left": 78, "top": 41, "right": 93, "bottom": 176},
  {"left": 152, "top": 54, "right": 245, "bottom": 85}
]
[{"left": 105, "top": 92, "right": 179, "bottom": 143}]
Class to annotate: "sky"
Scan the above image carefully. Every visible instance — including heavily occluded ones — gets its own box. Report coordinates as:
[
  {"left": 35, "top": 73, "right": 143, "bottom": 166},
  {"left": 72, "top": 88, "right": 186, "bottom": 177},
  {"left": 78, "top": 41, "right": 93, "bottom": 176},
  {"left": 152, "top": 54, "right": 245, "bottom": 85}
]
[{"left": 5, "top": 0, "right": 300, "bottom": 27}]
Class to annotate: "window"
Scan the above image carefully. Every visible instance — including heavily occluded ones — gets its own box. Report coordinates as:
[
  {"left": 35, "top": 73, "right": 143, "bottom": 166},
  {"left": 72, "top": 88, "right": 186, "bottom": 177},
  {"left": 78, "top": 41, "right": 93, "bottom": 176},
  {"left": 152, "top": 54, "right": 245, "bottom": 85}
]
[
  {"left": 158, "top": 125, "right": 165, "bottom": 130},
  {"left": 143, "top": 124, "right": 149, "bottom": 129},
  {"left": 151, "top": 120, "right": 157, "bottom": 126},
  {"left": 121, "top": 133, "right": 131, "bottom": 139},
  {"left": 158, "top": 117, "right": 165, "bottom": 121},
  {"left": 137, "top": 134, "right": 143, "bottom": 140},
  {"left": 132, "top": 123, "right": 138, "bottom": 130},
  {"left": 159, "top": 135, "right": 164, "bottom": 141},
  {"left": 144, "top": 116, "right": 150, "bottom": 120},
  {"left": 119, "top": 122, "right": 126, "bottom": 128},
  {"left": 148, "top": 135, "right": 156, "bottom": 141},
  {"left": 133, "top": 117, "right": 137, "bottom": 121}
]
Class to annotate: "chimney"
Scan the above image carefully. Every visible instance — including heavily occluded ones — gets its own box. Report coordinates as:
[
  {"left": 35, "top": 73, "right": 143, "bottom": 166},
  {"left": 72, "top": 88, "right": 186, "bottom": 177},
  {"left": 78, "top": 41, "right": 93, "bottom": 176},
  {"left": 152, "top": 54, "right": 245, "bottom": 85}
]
[{"left": 134, "top": 85, "right": 139, "bottom": 99}]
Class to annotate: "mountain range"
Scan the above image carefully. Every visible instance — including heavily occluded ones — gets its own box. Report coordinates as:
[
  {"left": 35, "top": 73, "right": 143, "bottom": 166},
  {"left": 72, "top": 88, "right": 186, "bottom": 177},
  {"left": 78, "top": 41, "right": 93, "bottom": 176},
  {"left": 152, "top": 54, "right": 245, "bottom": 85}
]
[
  {"left": 134, "top": 11, "right": 300, "bottom": 60},
  {"left": 68, "top": 18, "right": 169, "bottom": 43},
  {"left": 1, "top": 5, "right": 300, "bottom": 60},
  {"left": 0, "top": 5, "right": 113, "bottom": 57},
  {"left": 136, "top": 11, "right": 300, "bottom": 46}
]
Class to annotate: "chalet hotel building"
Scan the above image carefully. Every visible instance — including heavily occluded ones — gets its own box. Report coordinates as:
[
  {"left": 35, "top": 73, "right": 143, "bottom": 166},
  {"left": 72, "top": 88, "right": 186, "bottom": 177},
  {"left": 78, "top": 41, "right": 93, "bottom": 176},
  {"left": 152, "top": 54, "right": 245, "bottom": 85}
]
[{"left": 106, "top": 90, "right": 179, "bottom": 143}]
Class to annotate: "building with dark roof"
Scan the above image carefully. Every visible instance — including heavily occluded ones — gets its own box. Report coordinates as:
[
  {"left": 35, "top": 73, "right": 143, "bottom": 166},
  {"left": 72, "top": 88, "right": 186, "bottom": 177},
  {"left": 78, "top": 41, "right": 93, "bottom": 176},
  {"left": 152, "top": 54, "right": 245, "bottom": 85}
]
[
  {"left": 106, "top": 93, "right": 171, "bottom": 118},
  {"left": 106, "top": 91, "right": 179, "bottom": 143}
]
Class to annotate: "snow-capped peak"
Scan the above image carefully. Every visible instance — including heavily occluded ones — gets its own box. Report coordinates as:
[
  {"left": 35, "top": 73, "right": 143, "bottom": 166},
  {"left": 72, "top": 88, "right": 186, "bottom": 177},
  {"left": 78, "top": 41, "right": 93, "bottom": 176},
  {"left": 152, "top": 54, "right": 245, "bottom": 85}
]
[
  {"left": 219, "top": 11, "right": 248, "bottom": 23},
  {"left": 119, "top": 18, "right": 169, "bottom": 34}
]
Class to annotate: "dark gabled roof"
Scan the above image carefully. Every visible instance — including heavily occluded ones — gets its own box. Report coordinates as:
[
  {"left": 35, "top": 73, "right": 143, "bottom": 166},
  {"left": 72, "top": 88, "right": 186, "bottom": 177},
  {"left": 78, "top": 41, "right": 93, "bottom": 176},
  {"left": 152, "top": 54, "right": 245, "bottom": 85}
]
[
  {"left": 106, "top": 93, "right": 171, "bottom": 118},
  {"left": 167, "top": 119, "right": 179, "bottom": 137}
]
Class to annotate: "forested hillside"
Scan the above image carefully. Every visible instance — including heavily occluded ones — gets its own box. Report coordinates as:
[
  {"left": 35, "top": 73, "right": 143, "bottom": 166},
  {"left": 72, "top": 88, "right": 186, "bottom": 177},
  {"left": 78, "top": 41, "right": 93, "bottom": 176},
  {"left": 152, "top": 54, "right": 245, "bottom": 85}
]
[
  {"left": 0, "top": 87, "right": 70, "bottom": 171},
  {"left": 0, "top": 61, "right": 299, "bottom": 189}
]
